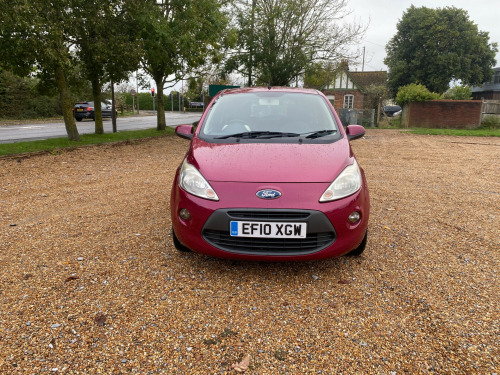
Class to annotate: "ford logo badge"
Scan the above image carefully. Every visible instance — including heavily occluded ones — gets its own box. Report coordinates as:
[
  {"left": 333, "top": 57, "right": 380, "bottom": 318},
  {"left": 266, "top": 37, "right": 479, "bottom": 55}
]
[{"left": 256, "top": 189, "right": 282, "bottom": 199}]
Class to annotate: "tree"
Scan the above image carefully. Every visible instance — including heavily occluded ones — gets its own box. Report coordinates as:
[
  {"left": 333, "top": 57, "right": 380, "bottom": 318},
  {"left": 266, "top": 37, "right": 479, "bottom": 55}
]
[
  {"left": 138, "top": 0, "right": 229, "bottom": 130},
  {"left": 364, "top": 84, "right": 390, "bottom": 124},
  {"left": 71, "top": 0, "right": 143, "bottom": 134},
  {"left": 385, "top": 6, "right": 498, "bottom": 95},
  {"left": 0, "top": 0, "right": 81, "bottom": 140},
  {"left": 226, "top": 0, "right": 365, "bottom": 86},
  {"left": 303, "top": 62, "right": 338, "bottom": 90}
]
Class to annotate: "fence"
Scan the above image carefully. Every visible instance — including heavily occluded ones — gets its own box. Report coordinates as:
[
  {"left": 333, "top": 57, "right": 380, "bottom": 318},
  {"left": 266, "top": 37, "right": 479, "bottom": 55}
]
[
  {"left": 481, "top": 100, "right": 500, "bottom": 121},
  {"left": 338, "top": 109, "right": 375, "bottom": 127}
]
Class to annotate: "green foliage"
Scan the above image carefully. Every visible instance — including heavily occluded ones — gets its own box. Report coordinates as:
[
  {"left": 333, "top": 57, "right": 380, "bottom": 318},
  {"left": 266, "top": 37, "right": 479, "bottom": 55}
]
[
  {"left": 0, "top": 70, "right": 59, "bottom": 119},
  {"left": 385, "top": 6, "right": 498, "bottom": 94},
  {"left": 122, "top": 92, "right": 189, "bottom": 111},
  {"left": 184, "top": 77, "right": 205, "bottom": 102},
  {"left": 443, "top": 85, "right": 472, "bottom": 100},
  {"left": 138, "top": 0, "right": 229, "bottom": 129},
  {"left": 395, "top": 83, "right": 441, "bottom": 107},
  {"left": 479, "top": 115, "right": 500, "bottom": 130},
  {"left": 227, "top": 0, "right": 365, "bottom": 86},
  {"left": 304, "top": 62, "right": 338, "bottom": 90}
]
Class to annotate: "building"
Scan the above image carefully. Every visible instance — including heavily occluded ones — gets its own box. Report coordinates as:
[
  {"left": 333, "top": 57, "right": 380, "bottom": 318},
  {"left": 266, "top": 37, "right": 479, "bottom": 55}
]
[
  {"left": 321, "top": 65, "right": 388, "bottom": 110},
  {"left": 471, "top": 67, "right": 500, "bottom": 100}
]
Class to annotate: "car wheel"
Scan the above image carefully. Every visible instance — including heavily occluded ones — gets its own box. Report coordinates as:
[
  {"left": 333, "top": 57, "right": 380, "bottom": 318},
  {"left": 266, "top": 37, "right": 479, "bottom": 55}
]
[
  {"left": 76, "top": 118, "right": 82, "bottom": 122},
  {"left": 346, "top": 230, "right": 368, "bottom": 256},
  {"left": 172, "top": 228, "right": 191, "bottom": 252}
]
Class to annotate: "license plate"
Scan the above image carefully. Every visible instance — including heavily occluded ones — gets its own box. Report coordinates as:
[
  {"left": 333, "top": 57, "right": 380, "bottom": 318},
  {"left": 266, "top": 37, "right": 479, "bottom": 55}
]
[
  {"left": 77, "top": 109, "right": 84, "bottom": 112},
  {"left": 230, "top": 221, "right": 307, "bottom": 238}
]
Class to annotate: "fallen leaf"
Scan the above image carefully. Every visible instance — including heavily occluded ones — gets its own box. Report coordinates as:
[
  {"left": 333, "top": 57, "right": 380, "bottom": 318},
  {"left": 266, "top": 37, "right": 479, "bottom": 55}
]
[
  {"left": 65, "top": 275, "right": 80, "bottom": 282},
  {"left": 94, "top": 314, "right": 106, "bottom": 326},
  {"left": 383, "top": 226, "right": 392, "bottom": 230},
  {"left": 231, "top": 354, "right": 250, "bottom": 372}
]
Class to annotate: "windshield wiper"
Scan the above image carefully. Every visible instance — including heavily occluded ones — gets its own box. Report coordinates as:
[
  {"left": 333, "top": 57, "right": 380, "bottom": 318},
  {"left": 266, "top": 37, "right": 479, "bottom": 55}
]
[
  {"left": 304, "top": 130, "right": 337, "bottom": 139},
  {"left": 215, "top": 131, "right": 300, "bottom": 139}
]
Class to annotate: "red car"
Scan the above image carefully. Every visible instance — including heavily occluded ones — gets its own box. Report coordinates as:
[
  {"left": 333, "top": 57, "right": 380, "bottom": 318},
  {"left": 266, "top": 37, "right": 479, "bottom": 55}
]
[{"left": 170, "top": 87, "right": 369, "bottom": 261}]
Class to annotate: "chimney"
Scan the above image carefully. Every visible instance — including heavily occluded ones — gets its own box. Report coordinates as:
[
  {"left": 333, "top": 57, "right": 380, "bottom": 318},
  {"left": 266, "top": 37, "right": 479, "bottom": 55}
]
[{"left": 340, "top": 59, "right": 349, "bottom": 71}]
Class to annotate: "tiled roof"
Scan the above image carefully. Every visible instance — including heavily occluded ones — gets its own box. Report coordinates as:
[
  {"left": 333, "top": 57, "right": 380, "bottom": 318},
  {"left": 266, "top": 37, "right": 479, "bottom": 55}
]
[{"left": 349, "top": 71, "right": 387, "bottom": 91}]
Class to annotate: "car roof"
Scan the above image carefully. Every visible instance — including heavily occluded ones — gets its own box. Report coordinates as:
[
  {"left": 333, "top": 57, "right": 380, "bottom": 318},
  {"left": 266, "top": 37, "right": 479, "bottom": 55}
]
[{"left": 218, "top": 86, "right": 323, "bottom": 96}]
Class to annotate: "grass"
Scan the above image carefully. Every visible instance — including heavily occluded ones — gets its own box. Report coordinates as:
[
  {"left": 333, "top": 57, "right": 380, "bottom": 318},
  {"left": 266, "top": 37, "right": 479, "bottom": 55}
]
[
  {"left": 377, "top": 117, "right": 500, "bottom": 136},
  {"left": 0, "top": 127, "right": 174, "bottom": 157},
  {"left": 405, "top": 128, "right": 500, "bottom": 137}
]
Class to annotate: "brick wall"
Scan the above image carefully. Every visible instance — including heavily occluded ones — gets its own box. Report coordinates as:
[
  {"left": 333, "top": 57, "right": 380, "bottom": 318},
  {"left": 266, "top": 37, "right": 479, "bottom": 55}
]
[
  {"left": 404, "top": 100, "right": 482, "bottom": 129},
  {"left": 323, "top": 90, "right": 365, "bottom": 110}
]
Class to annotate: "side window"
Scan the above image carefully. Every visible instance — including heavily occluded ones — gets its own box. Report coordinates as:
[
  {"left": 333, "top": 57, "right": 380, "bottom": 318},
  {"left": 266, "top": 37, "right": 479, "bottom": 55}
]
[{"left": 343, "top": 95, "right": 354, "bottom": 109}]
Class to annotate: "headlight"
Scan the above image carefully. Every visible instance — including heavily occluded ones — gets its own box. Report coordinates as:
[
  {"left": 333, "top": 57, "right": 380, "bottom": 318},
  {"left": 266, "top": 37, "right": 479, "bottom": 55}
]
[
  {"left": 179, "top": 159, "right": 219, "bottom": 201},
  {"left": 320, "top": 160, "right": 362, "bottom": 202}
]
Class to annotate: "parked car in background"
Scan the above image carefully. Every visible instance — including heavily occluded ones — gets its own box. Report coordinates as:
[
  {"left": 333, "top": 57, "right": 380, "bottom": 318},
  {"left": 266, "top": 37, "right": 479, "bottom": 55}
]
[
  {"left": 73, "top": 101, "right": 115, "bottom": 121},
  {"left": 170, "top": 87, "right": 370, "bottom": 261},
  {"left": 383, "top": 105, "right": 402, "bottom": 117}
]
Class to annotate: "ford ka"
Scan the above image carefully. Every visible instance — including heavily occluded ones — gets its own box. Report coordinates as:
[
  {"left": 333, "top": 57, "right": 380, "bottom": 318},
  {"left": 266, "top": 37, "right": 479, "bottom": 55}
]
[{"left": 170, "top": 87, "right": 369, "bottom": 261}]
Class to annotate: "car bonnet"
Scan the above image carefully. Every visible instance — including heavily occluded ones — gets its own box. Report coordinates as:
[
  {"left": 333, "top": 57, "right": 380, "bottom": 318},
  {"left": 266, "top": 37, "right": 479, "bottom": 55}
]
[{"left": 187, "top": 137, "right": 353, "bottom": 183}]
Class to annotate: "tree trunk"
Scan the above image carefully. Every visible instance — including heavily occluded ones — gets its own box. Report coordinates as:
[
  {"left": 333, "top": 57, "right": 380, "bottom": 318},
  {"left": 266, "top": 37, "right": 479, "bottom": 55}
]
[
  {"left": 92, "top": 76, "right": 104, "bottom": 134},
  {"left": 377, "top": 98, "right": 381, "bottom": 126},
  {"left": 155, "top": 78, "right": 166, "bottom": 130},
  {"left": 55, "top": 66, "right": 80, "bottom": 141}
]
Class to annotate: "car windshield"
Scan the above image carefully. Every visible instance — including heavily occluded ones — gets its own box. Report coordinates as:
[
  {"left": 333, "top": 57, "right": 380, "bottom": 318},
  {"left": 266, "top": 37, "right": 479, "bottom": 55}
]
[{"left": 200, "top": 91, "right": 340, "bottom": 141}]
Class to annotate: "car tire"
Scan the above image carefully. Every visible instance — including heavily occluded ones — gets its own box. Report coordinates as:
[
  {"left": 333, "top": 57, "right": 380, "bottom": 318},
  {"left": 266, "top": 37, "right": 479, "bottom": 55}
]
[
  {"left": 345, "top": 230, "right": 368, "bottom": 256},
  {"left": 172, "top": 228, "right": 191, "bottom": 252},
  {"left": 76, "top": 118, "right": 82, "bottom": 122}
]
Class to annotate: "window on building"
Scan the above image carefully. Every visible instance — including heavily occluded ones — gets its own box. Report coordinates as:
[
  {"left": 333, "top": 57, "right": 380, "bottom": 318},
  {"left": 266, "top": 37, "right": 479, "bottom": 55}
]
[
  {"left": 343, "top": 95, "right": 354, "bottom": 109},
  {"left": 494, "top": 71, "right": 500, "bottom": 84},
  {"left": 326, "top": 95, "right": 335, "bottom": 107}
]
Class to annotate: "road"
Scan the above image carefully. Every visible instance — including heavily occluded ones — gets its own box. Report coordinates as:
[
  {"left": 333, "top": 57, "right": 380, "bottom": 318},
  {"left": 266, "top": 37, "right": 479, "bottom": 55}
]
[{"left": 0, "top": 112, "right": 202, "bottom": 144}]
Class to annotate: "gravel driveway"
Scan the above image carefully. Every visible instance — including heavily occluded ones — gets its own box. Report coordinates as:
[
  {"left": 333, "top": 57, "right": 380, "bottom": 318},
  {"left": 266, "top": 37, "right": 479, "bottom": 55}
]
[{"left": 0, "top": 129, "right": 498, "bottom": 374}]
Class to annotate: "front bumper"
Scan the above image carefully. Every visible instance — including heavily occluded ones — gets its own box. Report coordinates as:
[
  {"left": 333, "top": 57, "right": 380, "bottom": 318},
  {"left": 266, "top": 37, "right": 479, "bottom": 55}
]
[{"left": 170, "top": 175, "right": 369, "bottom": 261}]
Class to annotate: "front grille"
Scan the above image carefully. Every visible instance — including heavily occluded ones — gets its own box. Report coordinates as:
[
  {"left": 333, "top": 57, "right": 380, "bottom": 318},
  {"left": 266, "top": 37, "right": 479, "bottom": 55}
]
[
  {"left": 203, "top": 230, "right": 335, "bottom": 255},
  {"left": 202, "top": 209, "right": 336, "bottom": 256},
  {"left": 227, "top": 211, "right": 310, "bottom": 220}
]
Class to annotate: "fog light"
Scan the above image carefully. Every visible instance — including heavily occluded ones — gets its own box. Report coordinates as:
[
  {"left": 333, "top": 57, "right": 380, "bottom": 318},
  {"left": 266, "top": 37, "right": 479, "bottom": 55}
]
[
  {"left": 348, "top": 211, "right": 361, "bottom": 223},
  {"left": 179, "top": 208, "right": 191, "bottom": 220}
]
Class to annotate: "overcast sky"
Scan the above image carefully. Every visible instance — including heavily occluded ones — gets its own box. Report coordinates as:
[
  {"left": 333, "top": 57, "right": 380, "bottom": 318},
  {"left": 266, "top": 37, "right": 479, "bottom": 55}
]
[{"left": 345, "top": 0, "right": 500, "bottom": 72}]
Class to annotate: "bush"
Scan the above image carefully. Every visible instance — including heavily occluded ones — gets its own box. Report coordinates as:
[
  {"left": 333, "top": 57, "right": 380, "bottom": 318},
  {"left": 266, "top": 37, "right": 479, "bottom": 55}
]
[
  {"left": 26, "top": 96, "right": 59, "bottom": 118},
  {"left": 443, "top": 85, "right": 472, "bottom": 100},
  {"left": 395, "top": 83, "right": 441, "bottom": 107},
  {"left": 479, "top": 115, "right": 500, "bottom": 129}
]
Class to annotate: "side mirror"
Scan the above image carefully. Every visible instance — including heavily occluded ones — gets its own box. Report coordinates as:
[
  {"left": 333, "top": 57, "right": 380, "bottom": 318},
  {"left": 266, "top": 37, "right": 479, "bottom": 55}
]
[
  {"left": 175, "top": 124, "right": 194, "bottom": 140},
  {"left": 346, "top": 125, "right": 365, "bottom": 141}
]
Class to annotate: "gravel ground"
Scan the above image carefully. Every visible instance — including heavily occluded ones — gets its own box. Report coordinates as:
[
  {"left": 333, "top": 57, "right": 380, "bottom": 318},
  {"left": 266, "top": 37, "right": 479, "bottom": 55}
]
[{"left": 0, "top": 129, "right": 498, "bottom": 374}]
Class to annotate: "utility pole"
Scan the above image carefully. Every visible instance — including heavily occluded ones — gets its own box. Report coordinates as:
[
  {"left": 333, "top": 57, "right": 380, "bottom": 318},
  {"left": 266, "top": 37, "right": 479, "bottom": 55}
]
[
  {"left": 362, "top": 46, "right": 365, "bottom": 72},
  {"left": 136, "top": 70, "right": 140, "bottom": 114},
  {"left": 111, "top": 80, "right": 117, "bottom": 133}
]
